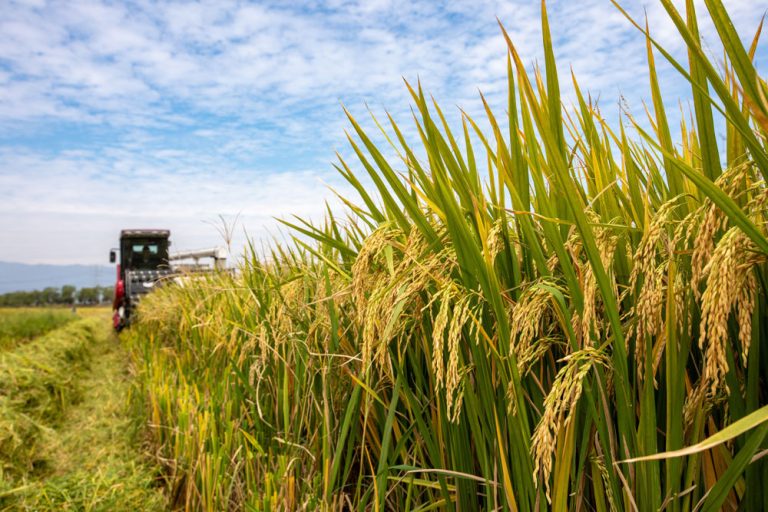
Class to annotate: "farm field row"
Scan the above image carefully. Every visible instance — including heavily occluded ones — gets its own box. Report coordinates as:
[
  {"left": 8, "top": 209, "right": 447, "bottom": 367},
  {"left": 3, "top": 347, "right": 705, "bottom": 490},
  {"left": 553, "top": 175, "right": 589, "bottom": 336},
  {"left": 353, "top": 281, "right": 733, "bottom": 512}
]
[{"left": 0, "top": 312, "right": 163, "bottom": 510}]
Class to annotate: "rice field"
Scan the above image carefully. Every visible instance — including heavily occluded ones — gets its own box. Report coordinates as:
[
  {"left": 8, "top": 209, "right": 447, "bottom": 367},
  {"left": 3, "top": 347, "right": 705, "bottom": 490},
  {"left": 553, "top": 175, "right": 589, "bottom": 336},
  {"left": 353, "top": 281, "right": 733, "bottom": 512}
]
[
  {"left": 120, "top": 1, "right": 768, "bottom": 510},
  {"left": 0, "top": 308, "right": 77, "bottom": 351}
]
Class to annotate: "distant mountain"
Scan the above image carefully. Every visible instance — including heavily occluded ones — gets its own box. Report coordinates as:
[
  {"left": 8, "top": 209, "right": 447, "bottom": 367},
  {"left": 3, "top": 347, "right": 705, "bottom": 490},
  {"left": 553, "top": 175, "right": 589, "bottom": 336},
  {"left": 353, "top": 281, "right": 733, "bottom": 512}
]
[{"left": 0, "top": 261, "right": 115, "bottom": 294}]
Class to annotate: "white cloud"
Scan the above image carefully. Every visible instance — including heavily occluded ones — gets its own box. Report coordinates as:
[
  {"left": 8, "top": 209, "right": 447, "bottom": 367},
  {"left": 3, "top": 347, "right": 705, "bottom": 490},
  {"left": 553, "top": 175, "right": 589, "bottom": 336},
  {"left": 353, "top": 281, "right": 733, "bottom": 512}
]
[
  {"left": 0, "top": 0, "right": 765, "bottom": 267},
  {"left": 0, "top": 145, "right": 353, "bottom": 264}
]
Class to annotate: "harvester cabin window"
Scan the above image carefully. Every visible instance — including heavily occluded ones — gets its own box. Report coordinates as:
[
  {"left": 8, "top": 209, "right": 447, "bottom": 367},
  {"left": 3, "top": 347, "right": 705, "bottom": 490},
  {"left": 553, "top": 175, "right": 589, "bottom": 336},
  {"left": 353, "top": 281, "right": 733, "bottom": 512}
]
[{"left": 130, "top": 243, "right": 163, "bottom": 269}]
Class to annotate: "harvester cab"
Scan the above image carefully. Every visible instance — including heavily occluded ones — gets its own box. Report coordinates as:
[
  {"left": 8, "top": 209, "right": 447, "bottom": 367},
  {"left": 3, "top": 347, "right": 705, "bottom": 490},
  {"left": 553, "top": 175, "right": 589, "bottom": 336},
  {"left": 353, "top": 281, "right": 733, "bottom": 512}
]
[{"left": 110, "top": 229, "right": 173, "bottom": 330}]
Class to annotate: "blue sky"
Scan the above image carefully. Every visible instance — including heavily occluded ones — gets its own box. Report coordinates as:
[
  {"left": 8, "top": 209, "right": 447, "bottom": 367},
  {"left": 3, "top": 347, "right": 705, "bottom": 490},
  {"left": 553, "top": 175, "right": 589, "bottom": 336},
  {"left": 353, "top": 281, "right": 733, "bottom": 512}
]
[{"left": 0, "top": 0, "right": 765, "bottom": 265}]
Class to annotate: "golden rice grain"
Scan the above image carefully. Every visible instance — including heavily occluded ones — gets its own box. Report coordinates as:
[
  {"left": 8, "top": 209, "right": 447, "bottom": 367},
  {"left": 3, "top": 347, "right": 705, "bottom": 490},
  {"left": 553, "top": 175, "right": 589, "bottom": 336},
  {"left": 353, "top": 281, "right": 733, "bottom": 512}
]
[
  {"left": 697, "top": 227, "right": 762, "bottom": 398},
  {"left": 531, "top": 347, "right": 610, "bottom": 502}
]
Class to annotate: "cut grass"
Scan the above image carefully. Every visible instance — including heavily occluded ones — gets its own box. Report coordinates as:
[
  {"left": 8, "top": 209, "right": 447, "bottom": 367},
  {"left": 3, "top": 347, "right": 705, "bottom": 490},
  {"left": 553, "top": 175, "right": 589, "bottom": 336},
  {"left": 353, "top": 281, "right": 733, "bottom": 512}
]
[
  {"left": 0, "top": 315, "right": 163, "bottom": 511},
  {"left": 0, "top": 318, "right": 97, "bottom": 483}
]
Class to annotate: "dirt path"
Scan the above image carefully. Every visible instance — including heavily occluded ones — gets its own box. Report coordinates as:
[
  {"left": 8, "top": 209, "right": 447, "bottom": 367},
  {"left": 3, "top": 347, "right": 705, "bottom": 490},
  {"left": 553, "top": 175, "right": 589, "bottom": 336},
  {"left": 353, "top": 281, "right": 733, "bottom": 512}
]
[{"left": 11, "top": 318, "right": 164, "bottom": 511}]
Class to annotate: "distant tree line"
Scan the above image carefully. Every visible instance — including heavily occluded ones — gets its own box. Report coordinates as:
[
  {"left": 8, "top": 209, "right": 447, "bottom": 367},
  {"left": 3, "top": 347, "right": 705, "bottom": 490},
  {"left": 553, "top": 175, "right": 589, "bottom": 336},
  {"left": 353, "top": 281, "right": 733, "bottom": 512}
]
[{"left": 0, "top": 286, "right": 114, "bottom": 307}]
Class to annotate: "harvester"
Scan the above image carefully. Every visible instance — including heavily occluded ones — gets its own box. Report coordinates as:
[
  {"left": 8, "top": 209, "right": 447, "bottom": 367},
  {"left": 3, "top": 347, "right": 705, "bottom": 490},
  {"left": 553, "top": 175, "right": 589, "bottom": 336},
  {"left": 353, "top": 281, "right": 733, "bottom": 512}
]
[{"left": 109, "top": 229, "right": 227, "bottom": 330}]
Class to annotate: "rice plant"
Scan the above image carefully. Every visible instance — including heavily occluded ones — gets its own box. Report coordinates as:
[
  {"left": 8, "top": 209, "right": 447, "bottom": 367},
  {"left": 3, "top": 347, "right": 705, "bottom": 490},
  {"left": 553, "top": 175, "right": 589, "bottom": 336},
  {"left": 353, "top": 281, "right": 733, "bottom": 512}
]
[{"left": 129, "top": 0, "right": 768, "bottom": 510}]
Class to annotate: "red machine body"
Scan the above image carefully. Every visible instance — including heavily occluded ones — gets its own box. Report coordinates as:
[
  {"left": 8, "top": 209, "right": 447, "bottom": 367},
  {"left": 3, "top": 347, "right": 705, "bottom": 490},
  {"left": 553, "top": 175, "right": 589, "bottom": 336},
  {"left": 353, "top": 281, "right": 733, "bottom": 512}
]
[{"left": 112, "top": 264, "right": 125, "bottom": 329}]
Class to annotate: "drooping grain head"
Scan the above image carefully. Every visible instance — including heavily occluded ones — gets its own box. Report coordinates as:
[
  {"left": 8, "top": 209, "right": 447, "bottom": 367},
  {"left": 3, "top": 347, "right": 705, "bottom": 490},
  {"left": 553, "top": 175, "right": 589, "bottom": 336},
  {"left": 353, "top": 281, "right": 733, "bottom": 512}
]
[
  {"left": 431, "top": 286, "right": 453, "bottom": 390},
  {"left": 509, "top": 281, "right": 561, "bottom": 377},
  {"left": 579, "top": 211, "right": 619, "bottom": 346},
  {"left": 628, "top": 199, "right": 680, "bottom": 381},
  {"left": 530, "top": 347, "right": 610, "bottom": 502},
  {"left": 696, "top": 227, "right": 764, "bottom": 401},
  {"left": 351, "top": 225, "right": 403, "bottom": 324}
]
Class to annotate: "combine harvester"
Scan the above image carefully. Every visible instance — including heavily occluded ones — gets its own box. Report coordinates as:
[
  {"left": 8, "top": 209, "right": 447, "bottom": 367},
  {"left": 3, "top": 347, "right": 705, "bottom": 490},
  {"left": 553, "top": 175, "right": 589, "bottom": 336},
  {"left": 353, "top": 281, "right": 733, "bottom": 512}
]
[{"left": 109, "top": 229, "right": 227, "bottom": 330}]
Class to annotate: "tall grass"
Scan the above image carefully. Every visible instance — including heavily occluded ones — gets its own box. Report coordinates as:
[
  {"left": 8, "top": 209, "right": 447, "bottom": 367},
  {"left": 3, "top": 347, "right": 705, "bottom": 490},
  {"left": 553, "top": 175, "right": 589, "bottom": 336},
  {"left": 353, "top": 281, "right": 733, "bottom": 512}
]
[{"left": 130, "top": 1, "right": 768, "bottom": 510}]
